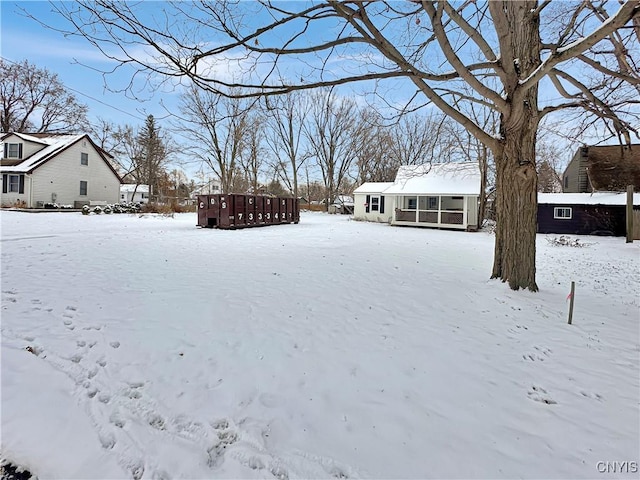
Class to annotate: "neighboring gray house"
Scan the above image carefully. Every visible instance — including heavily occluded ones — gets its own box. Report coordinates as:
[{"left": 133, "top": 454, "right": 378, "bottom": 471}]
[
  {"left": 353, "top": 162, "right": 481, "bottom": 231},
  {"left": 562, "top": 144, "right": 640, "bottom": 193},
  {"left": 1, "top": 132, "right": 121, "bottom": 208}
]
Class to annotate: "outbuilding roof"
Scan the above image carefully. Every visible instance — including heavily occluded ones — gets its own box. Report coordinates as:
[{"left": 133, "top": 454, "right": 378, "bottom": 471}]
[
  {"left": 538, "top": 192, "right": 640, "bottom": 206},
  {"left": 353, "top": 182, "right": 394, "bottom": 194},
  {"left": 382, "top": 162, "right": 481, "bottom": 196},
  {"left": 120, "top": 184, "right": 150, "bottom": 193}
]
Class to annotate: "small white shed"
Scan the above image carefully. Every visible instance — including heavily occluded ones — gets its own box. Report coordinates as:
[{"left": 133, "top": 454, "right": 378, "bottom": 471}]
[
  {"left": 353, "top": 163, "right": 481, "bottom": 231},
  {"left": 353, "top": 182, "right": 394, "bottom": 223},
  {"left": 120, "top": 184, "right": 150, "bottom": 203}
]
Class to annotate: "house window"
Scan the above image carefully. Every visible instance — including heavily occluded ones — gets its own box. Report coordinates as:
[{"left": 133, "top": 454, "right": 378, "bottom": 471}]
[
  {"left": 371, "top": 196, "right": 379, "bottom": 211},
  {"left": 6, "top": 143, "right": 21, "bottom": 159},
  {"left": 8, "top": 174, "right": 20, "bottom": 192},
  {"left": 81, "top": 153, "right": 88, "bottom": 165},
  {"left": 554, "top": 207, "right": 572, "bottom": 219},
  {"left": 404, "top": 196, "right": 417, "bottom": 210},
  {"left": 563, "top": 176, "right": 569, "bottom": 189},
  {"left": 141, "top": 193, "right": 148, "bottom": 199},
  {"left": 121, "top": 194, "right": 125, "bottom": 200},
  {"left": 419, "top": 196, "right": 438, "bottom": 210},
  {"left": 80, "top": 181, "right": 88, "bottom": 196}
]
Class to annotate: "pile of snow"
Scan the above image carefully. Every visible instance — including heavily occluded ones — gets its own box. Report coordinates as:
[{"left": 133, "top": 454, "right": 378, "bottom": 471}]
[{"left": 1, "top": 211, "right": 638, "bottom": 479}]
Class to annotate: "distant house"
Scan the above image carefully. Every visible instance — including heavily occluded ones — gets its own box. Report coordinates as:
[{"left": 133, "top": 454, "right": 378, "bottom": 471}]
[
  {"left": 1, "top": 132, "right": 121, "bottom": 208},
  {"left": 562, "top": 144, "right": 640, "bottom": 193},
  {"left": 329, "top": 195, "right": 354, "bottom": 214},
  {"left": 538, "top": 192, "right": 640, "bottom": 236},
  {"left": 120, "top": 184, "right": 150, "bottom": 204},
  {"left": 353, "top": 162, "right": 481, "bottom": 230}
]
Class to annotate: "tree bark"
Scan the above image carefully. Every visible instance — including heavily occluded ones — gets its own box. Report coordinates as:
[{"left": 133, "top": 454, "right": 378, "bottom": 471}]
[
  {"left": 489, "top": 0, "right": 541, "bottom": 291},
  {"left": 491, "top": 126, "right": 539, "bottom": 291}
]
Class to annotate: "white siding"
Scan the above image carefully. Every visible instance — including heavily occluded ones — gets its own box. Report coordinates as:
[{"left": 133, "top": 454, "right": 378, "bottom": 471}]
[
  {"left": 1, "top": 134, "right": 45, "bottom": 160},
  {"left": 122, "top": 190, "right": 148, "bottom": 203},
  {"left": 0, "top": 174, "right": 31, "bottom": 207},
  {"left": 31, "top": 141, "right": 119, "bottom": 206},
  {"left": 353, "top": 192, "right": 394, "bottom": 223},
  {"left": 466, "top": 196, "right": 478, "bottom": 227}
]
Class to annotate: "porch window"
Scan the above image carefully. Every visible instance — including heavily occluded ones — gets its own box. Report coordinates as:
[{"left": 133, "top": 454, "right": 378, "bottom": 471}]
[
  {"left": 418, "top": 196, "right": 438, "bottom": 210},
  {"left": 404, "top": 196, "right": 417, "bottom": 210},
  {"left": 80, "top": 181, "right": 88, "bottom": 196},
  {"left": 81, "top": 153, "right": 88, "bottom": 165},
  {"left": 8, "top": 174, "right": 20, "bottom": 192},
  {"left": 554, "top": 207, "right": 572, "bottom": 219},
  {"left": 371, "top": 196, "right": 379, "bottom": 211}
]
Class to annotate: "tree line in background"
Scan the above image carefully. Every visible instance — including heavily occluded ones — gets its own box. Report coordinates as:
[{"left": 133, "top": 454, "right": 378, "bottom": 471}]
[
  {"left": 2, "top": 58, "right": 570, "bottom": 209},
  {"left": 40, "top": 0, "right": 637, "bottom": 292}
]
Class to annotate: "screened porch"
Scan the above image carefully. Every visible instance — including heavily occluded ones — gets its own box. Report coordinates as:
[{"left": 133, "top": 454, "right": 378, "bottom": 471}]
[{"left": 393, "top": 195, "right": 475, "bottom": 229}]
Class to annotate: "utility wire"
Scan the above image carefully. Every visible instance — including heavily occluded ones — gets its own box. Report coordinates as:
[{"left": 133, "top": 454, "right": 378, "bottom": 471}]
[{"left": 1, "top": 56, "right": 146, "bottom": 122}]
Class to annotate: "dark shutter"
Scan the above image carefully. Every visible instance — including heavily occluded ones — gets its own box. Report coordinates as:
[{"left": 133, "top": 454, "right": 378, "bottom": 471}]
[
  {"left": 365, "top": 194, "right": 370, "bottom": 213},
  {"left": 380, "top": 196, "right": 385, "bottom": 214},
  {"left": 2, "top": 174, "right": 7, "bottom": 193},
  {"left": 3, "top": 143, "right": 7, "bottom": 159},
  {"left": 18, "top": 144, "right": 23, "bottom": 159},
  {"left": 18, "top": 174, "right": 25, "bottom": 194}
]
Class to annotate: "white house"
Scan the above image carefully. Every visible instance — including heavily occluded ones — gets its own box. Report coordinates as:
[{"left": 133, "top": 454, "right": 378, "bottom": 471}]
[
  {"left": 1, "top": 132, "right": 121, "bottom": 208},
  {"left": 120, "top": 184, "right": 150, "bottom": 204},
  {"left": 353, "top": 162, "right": 481, "bottom": 230}
]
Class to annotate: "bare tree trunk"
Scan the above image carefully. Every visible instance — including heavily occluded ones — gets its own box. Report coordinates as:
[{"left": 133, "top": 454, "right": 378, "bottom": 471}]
[
  {"left": 488, "top": 1, "right": 541, "bottom": 292},
  {"left": 491, "top": 114, "right": 539, "bottom": 291},
  {"left": 478, "top": 144, "right": 488, "bottom": 226}
]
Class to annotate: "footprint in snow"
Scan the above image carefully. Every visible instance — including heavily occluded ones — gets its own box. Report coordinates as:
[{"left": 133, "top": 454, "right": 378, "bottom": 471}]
[
  {"left": 99, "top": 432, "right": 116, "bottom": 450},
  {"left": 270, "top": 465, "right": 290, "bottom": 480},
  {"left": 109, "top": 411, "right": 126, "bottom": 428},
  {"left": 207, "top": 430, "right": 238, "bottom": 467},
  {"left": 580, "top": 391, "right": 603, "bottom": 401},
  {"left": 527, "top": 386, "right": 557, "bottom": 405},
  {"left": 110, "top": 341, "right": 120, "bottom": 349}
]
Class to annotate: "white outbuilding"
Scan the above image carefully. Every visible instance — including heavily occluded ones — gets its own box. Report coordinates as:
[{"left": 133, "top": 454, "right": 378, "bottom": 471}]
[{"left": 353, "top": 162, "right": 481, "bottom": 231}]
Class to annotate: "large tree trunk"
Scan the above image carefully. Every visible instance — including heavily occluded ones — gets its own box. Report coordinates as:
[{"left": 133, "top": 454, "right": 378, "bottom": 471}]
[
  {"left": 491, "top": 123, "right": 539, "bottom": 291},
  {"left": 489, "top": 0, "right": 541, "bottom": 291}
]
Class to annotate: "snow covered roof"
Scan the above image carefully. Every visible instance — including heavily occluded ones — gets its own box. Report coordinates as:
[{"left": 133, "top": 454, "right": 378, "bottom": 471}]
[
  {"left": 332, "top": 195, "right": 354, "bottom": 206},
  {"left": 1, "top": 133, "right": 85, "bottom": 173},
  {"left": 120, "top": 184, "right": 150, "bottom": 194},
  {"left": 538, "top": 192, "right": 640, "bottom": 206},
  {"left": 354, "top": 182, "right": 394, "bottom": 194},
  {"left": 1, "top": 132, "right": 120, "bottom": 181},
  {"left": 383, "top": 162, "right": 481, "bottom": 196}
]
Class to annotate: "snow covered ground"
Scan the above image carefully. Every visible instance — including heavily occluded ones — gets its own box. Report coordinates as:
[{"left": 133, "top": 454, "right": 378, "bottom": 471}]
[{"left": 1, "top": 210, "right": 638, "bottom": 479}]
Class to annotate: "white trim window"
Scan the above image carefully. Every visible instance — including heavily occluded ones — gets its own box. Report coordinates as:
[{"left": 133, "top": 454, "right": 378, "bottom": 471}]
[
  {"left": 81, "top": 152, "right": 89, "bottom": 165},
  {"left": 80, "top": 180, "right": 88, "bottom": 196},
  {"left": 8, "top": 174, "right": 20, "bottom": 192},
  {"left": 371, "top": 196, "right": 379, "bottom": 211},
  {"left": 6, "top": 143, "right": 21, "bottom": 158},
  {"left": 554, "top": 207, "right": 572, "bottom": 219}
]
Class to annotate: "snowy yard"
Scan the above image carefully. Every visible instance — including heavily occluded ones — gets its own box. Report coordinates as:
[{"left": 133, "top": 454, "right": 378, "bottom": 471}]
[{"left": 1, "top": 210, "right": 638, "bottom": 479}]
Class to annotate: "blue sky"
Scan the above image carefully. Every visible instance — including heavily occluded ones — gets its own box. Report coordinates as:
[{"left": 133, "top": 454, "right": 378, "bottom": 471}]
[{"left": 1, "top": 1, "right": 177, "bottom": 127}]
